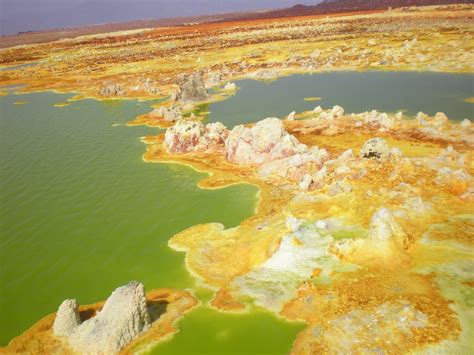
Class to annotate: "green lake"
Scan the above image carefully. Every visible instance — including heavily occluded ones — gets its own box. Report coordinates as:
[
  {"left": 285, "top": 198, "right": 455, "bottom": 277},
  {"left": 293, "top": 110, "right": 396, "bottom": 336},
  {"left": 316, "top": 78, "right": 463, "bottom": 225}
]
[
  {"left": 208, "top": 71, "right": 473, "bottom": 127},
  {"left": 0, "top": 92, "right": 293, "bottom": 350}
]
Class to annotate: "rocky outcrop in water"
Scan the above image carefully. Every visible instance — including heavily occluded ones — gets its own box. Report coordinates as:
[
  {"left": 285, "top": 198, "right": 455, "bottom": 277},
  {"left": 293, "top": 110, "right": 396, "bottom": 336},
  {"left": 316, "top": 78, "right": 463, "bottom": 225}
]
[
  {"left": 99, "top": 83, "right": 126, "bottom": 97},
  {"left": 54, "top": 281, "right": 151, "bottom": 354},
  {"left": 174, "top": 73, "right": 209, "bottom": 102}
]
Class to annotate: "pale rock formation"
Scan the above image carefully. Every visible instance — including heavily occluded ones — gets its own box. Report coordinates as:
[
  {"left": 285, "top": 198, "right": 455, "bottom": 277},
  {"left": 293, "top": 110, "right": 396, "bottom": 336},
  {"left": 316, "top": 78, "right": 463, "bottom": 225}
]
[
  {"left": 99, "top": 83, "right": 126, "bottom": 97},
  {"left": 378, "top": 112, "right": 395, "bottom": 129},
  {"left": 395, "top": 111, "right": 403, "bottom": 120},
  {"left": 165, "top": 120, "right": 205, "bottom": 153},
  {"left": 333, "top": 207, "right": 409, "bottom": 262},
  {"left": 226, "top": 118, "right": 287, "bottom": 164},
  {"left": 432, "top": 112, "right": 449, "bottom": 127},
  {"left": 331, "top": 105, "right": 344, "bottom": 118},
  {"left": 204, "top": 72, "right": 222, "bottom": 88},
  {"left": 53, "top": 299, "right": 81, "bottom": 337},
  {"left": 360, "top": 138, "right": 390, "bottom": 160},
  {"left": 140, "top": 78, "right": 160, "bottom": 95},
  {"left": 312, "top": 166, "right": 328, "bottom": 188},
  {"left": 151, "top": 104, "right": 182, "bottom": 122},
  {"left": 416, "top": 111, "right": 448, "bottom": 128},
  {"left": 310, "top": 49, "right": 321, "bottom": 59},
  {"left": 313, "top": 106, "right": 323, "bottom": 113},
  {"left": 164, "top": 120, "right": 228, "bottom": 153},
  {"left": 368, "top": 208, "right": 406, "bottom": 246},
  {"left": 196, "top": 122, "right": 229, "bottom": 151},
  {"left": 68, "top": 281, "right": 151, "bottom": 354},
  {"left": 252, "top": 69, "right": 279, "bottom": 80},
  {"left": 224, "top": 82, "right": 236, "bottom": 91},
  {"left": 299, "top": 174, "right": 313, "bottom": 190},
  {"left": 287, "top": 111, "right": 296, "bottom": 121},
  {"left": 175, "top": 72, "right": 209, "bottom": 102},
  {"left": 224, "top": 117, "right": 328, "bottom": 182},
  {"left": 460, "top": 118, "right": 472, "bottom": 128}
]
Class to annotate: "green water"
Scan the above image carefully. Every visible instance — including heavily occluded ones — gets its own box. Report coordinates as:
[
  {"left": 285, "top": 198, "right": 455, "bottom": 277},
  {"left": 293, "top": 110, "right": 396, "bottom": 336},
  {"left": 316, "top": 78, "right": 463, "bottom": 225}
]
[
  {"left": 0, "top": 92, "right": 276, "bottom": 347},
  {"left": 152, "top": 306, "right": 303, "bottom": 355},
  {"left": 208, "top": 71, "right": 473, "bottom": 127}
]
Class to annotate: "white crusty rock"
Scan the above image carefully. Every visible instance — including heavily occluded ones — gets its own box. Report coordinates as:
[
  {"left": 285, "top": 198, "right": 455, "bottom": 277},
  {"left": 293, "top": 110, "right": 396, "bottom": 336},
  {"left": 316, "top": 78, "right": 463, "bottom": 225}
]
[
  {"left": 299, "top": 174, "right": 313, "bottom": 191},
  {"left": 99, "top": 83, "right": 126, "bottom": 97},
  {"left": 53, "top": 299, "right": 81, "bottom": 337},
  {"left": 68, "top": 281, "right": 151, "bottom": 354},
  {"left": 165, "top": 120, "right": 205, "bottom": 153},
  {"left": 224, "top": 82, "right": 236, "bottom": 90},
  {"left": 205, "top": 72, "right": 222, "bottom": 88},
  {"left": 313, "top": 106, "right": 323, "bottom": 113},
  {"left": 368, "top": 208, "right": 406, "bottom": 245},
  {"left": 225, "top": 117, "right": 307, "bottom": 165},
  {"left": 151, "top": 104, "right": 182, "bottom": 122},
  {"left": 432, "top": 112, "right": 449, "bottom": 127},
  {"left": 360, "top": 138, "right": 390, "bottom": 160},
  {"left": 331, "top": 105, "right": 344, "bottom": 117},
  {"left": 287, "top": 111, "right": 296, "bottom": 121},
  {"left": 461, "top": 118, "right": 472, "bottom": 128},
  {"left": 164, "top": 120, "right": 228, "bottom": 153},
  {"left": 175, "top": 72, "right": 209, "bottom": 102}
]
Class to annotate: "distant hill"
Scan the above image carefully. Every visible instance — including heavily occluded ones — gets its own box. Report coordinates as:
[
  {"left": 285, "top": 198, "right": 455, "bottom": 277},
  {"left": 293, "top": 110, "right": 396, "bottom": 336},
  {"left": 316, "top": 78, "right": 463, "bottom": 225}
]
[
  {"left": 221, "top": 0, "right": 474, "bottom": 21},
  {"left": 1, "top": 0, "right": 473, "bottom": 48}
]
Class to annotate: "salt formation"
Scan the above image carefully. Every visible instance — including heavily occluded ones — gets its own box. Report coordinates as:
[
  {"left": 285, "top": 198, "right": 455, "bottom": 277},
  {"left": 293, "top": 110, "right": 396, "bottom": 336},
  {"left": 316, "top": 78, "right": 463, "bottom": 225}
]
[
  {"left": 360, "top": 138, "right": 390, "bottom": 160},
  {"left": 54, "top": 281, "right": 151, "bottom": 354},
  {"left": 225, "top": 117, "right": 305, "bottom": 164},
  {"left": 99, "top": 83, "right": 126, "bottom": 97},
  {"left": 150, "top": 104, "right": 182, "bottom": 122},
  {"left": 52, "top": 299, "right": 81, "bottom": 337},
  {"left": 174, "top": 72, "right": 209, "bottom": 102},
  {"left": 204, "top": 72, "right": 222, "bottom": 88},
  {"left": 164, "top": 120, "right": 228, "bottom": 153}
]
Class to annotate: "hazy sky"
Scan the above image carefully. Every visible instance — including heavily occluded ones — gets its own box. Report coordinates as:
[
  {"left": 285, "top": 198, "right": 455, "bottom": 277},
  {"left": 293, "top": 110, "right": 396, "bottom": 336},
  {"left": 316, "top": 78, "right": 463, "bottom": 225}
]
[{"left": 0, "top": 0, "right": 319, "bottom": 35}]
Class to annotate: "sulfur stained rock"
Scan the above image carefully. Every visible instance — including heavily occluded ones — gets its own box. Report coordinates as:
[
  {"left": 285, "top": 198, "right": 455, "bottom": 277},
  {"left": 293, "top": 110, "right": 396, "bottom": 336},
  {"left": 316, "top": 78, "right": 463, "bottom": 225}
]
[
  {"left": 68, "top": 281, "right": 151, "bottom": 354},
  {"left": 164, "top": 120, "right": 205, "bottom": 153},
  {"left": 52, "top": 299, "right": 81, "bottom": 337},
  {"left": 164, "top": 120, "right": 228, "bottom": 153},
  {"left": 360, "top": 138, "right": 390, "bottom": 160},
  {"left": 224, "top": 82, "right": 236, "bottom": 90},
  {"left": 368, "top": 207, "right": 406, "bottom": 247}
]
